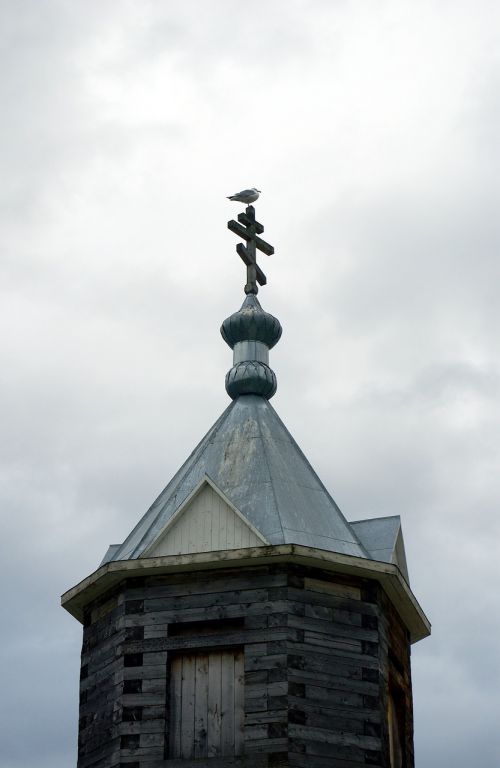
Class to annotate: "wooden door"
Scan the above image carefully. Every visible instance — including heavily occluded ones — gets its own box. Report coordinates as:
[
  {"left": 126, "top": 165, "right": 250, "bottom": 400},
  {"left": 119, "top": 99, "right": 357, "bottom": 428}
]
[{"left": 169, "top": 649, "right": 244, "bottom": 759}]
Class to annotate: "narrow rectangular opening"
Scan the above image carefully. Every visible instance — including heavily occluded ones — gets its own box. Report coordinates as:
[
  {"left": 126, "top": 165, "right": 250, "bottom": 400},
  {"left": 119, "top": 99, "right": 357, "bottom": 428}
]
[{"left": 168, "top": 618, "right": 244, "bottom": 637}]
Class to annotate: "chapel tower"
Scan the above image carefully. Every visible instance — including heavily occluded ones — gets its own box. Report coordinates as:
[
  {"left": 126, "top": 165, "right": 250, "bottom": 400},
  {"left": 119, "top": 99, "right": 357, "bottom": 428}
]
[{"left": 62, "top": 203, "right": 430, "bottom": 768}]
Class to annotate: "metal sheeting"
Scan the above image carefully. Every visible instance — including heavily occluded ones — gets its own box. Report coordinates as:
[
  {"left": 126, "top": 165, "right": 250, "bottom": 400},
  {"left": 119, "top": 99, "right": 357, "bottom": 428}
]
[
  {"left": 108, "top": 394, "right": 370, "bottom": 562},
  {"left": 351, "top": 516, "right": 410, "bottom": 583}
]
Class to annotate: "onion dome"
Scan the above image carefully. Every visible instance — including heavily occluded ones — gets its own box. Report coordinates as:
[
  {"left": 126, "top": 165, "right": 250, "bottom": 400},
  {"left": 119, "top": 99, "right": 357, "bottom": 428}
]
[
  {"left": 221, "top": 294, "right": 282, "bottom": 348},
  {"left": 221, "top": 294, "right": 282, "bottom": 400}
]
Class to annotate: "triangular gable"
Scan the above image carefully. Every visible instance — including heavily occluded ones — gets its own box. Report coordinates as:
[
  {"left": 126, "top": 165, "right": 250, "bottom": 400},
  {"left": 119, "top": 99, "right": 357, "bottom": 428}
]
[{"left": 141, "top": 475, "right": 268, "bottom": 558}]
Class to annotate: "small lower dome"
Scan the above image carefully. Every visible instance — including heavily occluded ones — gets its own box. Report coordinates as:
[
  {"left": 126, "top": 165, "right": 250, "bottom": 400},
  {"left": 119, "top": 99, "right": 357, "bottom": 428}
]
[{"left": 225, "top": 361, "right": 277, "bottom": 399}]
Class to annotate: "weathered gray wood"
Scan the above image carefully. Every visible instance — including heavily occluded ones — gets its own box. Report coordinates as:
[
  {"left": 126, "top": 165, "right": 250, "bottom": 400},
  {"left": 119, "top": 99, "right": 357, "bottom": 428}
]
[
  {"left": 236, "top": 243, "right": 267, "bottom": 285},
  {"left": 208, "top": 651, "right": 222, "bottom": 757},
  {"left": 227, "top": 206, "right": 274, "bottom": 293},
  {"left": 164, "top": 757, "right": 268, "bottom": 768},
  {"left": 292, "top": 751, "right": 367, "bottom": 768},
  {"left": 180, "top": 655, "right": 195, "bottom": 758},
  {"left": 116, "top": 719, "right": 165, "bottom": 735},
  {"left": 245, "top": 653, "right": 287, "bottom": 672},
  {"left": 144, "top": 586, "right": 271, "bottom": 612},
  {"left": 238, "top": 210, "right": 264, "bottom": 233},
  {"left": 227, "top": 220, "right": 274, "bottom": 256},
  {"left": 125, "top": 568, "right": 285, "bottom": 599},
  {"left": 76, "top": 563, "right": 414, "bottom": 767},
  {"left": 221, "top": 650, "right": 236, "bottom": 755},
  {"left": 288, "top": 643, "right": 379, "bottom": 671},
  {"left": 169, "top": 656, "right": 182, "bottom": 758},
  {"left": 288, "top": 668, "right": 379, "bottom": 695},
  {"left": 243, "top": 736, "right": 288, "bottom": 752},
  {"left": 288, "top": 613, "right": 379, "bottom": 642},
  {"left": 194, "top": 653, "right": 208, "bottom": 758},
  {"left": 245, "top": 708, "right": 287, "bottom": 725},
  {"left": 289, "top": 586, "right": 379, "bottom": 616},
  {"left": 290, "top": 722, "right": 381, "bottom": 749},
  {"left": 234, "top": 650, "right": 245, "bottom": 755},
  {"left": 124, "top": 628, "right": 287, "bottom": 655}
]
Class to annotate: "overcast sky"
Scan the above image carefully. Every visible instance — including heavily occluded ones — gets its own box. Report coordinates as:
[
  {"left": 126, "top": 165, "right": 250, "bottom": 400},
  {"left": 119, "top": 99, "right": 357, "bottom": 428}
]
[{"left": 1, "top": 1, "right": 499, "bottom": 766}]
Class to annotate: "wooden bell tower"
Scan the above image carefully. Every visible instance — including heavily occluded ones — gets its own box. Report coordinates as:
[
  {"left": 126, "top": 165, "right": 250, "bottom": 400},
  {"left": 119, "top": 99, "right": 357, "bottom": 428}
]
[{"left": 62, "top": 204, "right": 430, "bottom": 768}]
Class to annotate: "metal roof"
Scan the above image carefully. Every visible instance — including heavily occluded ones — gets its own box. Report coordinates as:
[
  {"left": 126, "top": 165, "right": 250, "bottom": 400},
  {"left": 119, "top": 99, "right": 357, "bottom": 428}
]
[
  {"left": 107, "top": 394, "right": 370, "bottom": 563},
  {"left": 351, "top": 516, "right": 409, "bottom": 583}
]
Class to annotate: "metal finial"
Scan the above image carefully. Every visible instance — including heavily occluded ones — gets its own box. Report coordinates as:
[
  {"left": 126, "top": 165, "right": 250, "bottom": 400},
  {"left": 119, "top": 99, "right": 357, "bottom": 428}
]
[
  {"left": 221, "top": 294, "right": 282, "bottom": 400},
  {"left": 227, "top": 205, "right": 274, "bottom": 295}
]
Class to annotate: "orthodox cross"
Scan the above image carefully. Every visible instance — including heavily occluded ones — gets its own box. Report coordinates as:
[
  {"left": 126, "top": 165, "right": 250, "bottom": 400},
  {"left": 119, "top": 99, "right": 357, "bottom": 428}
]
[{"left": 227, "top": 206, "right": 274, "bottom": 294}]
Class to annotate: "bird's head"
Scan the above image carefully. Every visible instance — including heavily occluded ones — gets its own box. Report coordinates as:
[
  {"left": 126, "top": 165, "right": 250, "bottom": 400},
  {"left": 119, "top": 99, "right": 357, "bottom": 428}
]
[{"left": 253, "top": 188, "right": 261, "bottom": 193}]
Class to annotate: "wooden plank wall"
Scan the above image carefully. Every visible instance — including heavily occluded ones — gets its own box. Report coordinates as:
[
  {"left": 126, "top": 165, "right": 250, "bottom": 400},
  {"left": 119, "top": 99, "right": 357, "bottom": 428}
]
[
  {"left": 380, "top": 589, "right": 414, "bottom": 768},
  {"left": 286, "top": 570, "right": 386, "bottom": 768},
  {"left": 77, "top": 563, "right": 414, "bottom": 768}
]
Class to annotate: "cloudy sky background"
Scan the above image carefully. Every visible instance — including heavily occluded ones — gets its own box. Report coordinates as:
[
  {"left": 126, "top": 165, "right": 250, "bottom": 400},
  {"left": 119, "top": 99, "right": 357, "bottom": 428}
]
[{"left": 1, "top": 1, "right": 499, "bottom": 765}]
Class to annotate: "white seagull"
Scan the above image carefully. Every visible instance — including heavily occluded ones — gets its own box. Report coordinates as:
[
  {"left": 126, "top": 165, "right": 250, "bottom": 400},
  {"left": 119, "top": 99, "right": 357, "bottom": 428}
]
[{"left": 227, "top": 187, "right": 261, "bottom": 204}]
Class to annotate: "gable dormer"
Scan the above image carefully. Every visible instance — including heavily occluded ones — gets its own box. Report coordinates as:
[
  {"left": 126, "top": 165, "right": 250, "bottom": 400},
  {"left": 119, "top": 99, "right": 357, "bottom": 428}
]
[{"left": 140, "top": 476, "right": 268, "bottom": 558}]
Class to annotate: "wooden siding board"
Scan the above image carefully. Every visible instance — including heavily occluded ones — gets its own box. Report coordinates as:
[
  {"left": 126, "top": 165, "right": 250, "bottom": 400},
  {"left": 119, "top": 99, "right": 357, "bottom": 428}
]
[
  {"left": 208, "top": 652, "right": 222, "bottom": 758},
  {"left": 221, "top": 651, "right": 236, "bottom": 755},
  {"left": 122, "top": 601, "right": 291, "bottom": 628},
  {"left": 124, "top": 628, "right": 288, "bottom": 655},
  {"left": 144, "top": 587, "right": 270, "bottom": 613},
  {"left": 164, "top": 758, "right": 268, "bottom": 768},
  {"left": 145, "top": 483, "right": 264, "bottom": 558},
  {"left": 244, "top": 708, "right": 286, "bottom": 725},
  {"left": 304, "top": 576, "right": 361, "bottom": 600},
  {"left": 289, "top": 757, "right": 367, "bottom": 768},
  {"left": 289, "top": 586, "right": 379, "bottom": 616},
  {"left": 288, "top": 613, "right": 379, "bottom": 643},
  {"left": 168, "top": 656, "right": 181, "bottom": 759},
  {"left": 126, "top": 571, "right": 286, "bottom": 601},
  {"left": 234, "top": 651, "right": 245, "bottom": 755},
  {"left": 180, "top": 655, "right": 196, "bottom": 759},
  {"left": 194, "top": 653, "right": 209, "bottom": 758}
]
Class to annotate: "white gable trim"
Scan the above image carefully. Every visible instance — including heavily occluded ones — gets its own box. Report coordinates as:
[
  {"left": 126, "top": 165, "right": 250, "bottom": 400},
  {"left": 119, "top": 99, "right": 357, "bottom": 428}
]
[{"left": 140, "top": 475, "right": 269, "bottom": 558}]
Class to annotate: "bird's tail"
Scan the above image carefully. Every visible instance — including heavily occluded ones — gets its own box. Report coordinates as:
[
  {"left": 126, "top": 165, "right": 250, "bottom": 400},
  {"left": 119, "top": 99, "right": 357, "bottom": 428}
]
[{"left": 227, "top": 195, "right": 237, "bottom": 200}]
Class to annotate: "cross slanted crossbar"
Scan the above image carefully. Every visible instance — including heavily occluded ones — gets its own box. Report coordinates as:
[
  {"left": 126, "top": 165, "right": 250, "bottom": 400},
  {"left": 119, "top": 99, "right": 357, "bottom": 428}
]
[{"left": 227, "top": 205, "right": 274, "bottom": 295}]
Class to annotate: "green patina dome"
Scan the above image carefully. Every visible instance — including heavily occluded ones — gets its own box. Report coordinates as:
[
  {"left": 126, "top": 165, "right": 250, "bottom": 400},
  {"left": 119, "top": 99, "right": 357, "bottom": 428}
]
[
  {"left": 225, "top": 361, "right": 277, "bottom": 399},
  {"left": 221, "top": 294, "right": 282, "bottom": 350}
]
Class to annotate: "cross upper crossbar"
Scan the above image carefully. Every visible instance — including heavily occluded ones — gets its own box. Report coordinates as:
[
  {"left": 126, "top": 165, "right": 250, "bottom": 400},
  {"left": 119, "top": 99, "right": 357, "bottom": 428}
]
[
  {"left": 227, "top": 205, "right": 274, "bottom": 295},
  {"left": 227, "top": 220, "right": 274, "bottom": 256},
  {"left": 237, "top": 211, "right": 264, "bottom": 234}
]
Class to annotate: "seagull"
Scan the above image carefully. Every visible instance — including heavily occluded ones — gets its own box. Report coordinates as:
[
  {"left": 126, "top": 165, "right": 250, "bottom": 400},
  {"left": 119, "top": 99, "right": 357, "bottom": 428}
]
[{"left": 227, "top": 187, "right": 261, "bottom": 204}]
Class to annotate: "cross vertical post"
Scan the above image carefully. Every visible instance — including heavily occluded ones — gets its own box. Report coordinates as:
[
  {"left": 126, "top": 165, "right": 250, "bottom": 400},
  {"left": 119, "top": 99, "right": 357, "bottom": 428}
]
[{"left": 227, "top": 206, "right": 274, "bottom": 294}]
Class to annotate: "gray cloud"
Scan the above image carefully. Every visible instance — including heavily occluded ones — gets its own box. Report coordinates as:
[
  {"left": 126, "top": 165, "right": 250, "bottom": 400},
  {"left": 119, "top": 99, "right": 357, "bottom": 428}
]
[{"left": 1, "top": 1, "right": 499, "bottom": 766}]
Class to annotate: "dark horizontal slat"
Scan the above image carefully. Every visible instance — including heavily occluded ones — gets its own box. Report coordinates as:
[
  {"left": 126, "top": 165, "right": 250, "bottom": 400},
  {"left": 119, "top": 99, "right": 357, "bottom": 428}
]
[
  {"left": 228, "top": 220, "right": 274, "bottom": 256},
  {"left": 238, "top": 211, "right": 264, "bottom": 234}
]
